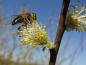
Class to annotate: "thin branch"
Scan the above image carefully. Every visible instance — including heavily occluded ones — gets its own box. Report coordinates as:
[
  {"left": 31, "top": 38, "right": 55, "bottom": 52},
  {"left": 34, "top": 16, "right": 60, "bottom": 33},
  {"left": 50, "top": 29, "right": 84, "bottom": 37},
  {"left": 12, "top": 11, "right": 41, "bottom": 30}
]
[{"left": 49, "top": 0, "right": 70, "bottom": 65}]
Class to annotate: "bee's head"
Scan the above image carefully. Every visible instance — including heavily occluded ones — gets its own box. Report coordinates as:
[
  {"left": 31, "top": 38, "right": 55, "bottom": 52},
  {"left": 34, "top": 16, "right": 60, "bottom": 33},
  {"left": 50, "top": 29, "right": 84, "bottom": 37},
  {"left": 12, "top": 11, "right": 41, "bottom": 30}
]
[{"left": 31, "top": 13, "right": 37, "bottom": 20}]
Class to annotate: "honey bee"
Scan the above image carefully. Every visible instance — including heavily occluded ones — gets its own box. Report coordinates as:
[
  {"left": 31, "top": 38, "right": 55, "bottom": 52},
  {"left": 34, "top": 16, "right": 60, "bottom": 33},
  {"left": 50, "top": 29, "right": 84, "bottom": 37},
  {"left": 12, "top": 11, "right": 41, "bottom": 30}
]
[{"left": 12, "top": 12, "right": 37, "bottom": 26}]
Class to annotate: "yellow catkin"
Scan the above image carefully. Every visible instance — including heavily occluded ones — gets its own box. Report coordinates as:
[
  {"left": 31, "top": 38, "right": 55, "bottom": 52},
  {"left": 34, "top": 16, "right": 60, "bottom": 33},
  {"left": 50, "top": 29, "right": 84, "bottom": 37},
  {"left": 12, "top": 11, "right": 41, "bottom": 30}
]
[{"left": 18, "top": 22, "right": 56, "bottom": 49}]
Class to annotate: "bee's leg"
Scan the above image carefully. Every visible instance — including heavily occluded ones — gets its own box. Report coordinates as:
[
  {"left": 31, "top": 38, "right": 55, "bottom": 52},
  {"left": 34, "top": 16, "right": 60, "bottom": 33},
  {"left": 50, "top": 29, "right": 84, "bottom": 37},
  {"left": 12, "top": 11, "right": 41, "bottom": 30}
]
[
  {"left": 42, "top": 46, "right": 46, "bottom": 51},
  {"left": 22, "top": 24, "right": 25, "bottom": 26},
  {"left": 21, "top": 24, "right": 27, "bottom": 27},
  {"left": 18, "top": 26, "right": 22, "bottom": 31},
  {"left": 18, "top": 25, "right": 25, "bottom": 31},
  {"left": 23, "top": 22, "right": 28, "bottom": 28}
]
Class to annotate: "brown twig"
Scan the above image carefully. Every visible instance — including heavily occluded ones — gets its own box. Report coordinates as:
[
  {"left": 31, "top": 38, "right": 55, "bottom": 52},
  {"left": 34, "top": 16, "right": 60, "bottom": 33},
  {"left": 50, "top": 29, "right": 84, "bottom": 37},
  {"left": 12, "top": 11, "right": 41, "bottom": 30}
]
[{"left": 49, "top": 0, "right": 70, "bottom": 65}]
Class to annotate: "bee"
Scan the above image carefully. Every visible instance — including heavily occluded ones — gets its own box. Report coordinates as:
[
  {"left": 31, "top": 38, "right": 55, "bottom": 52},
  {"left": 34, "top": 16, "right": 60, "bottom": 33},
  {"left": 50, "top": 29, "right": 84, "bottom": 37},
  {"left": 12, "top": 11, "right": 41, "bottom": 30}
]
[
  {"left": 12, "top": 11, "right": 37, "bottom": 31},
  {"left": 12, "top": 12, "right": 37, "bottom": 26}
]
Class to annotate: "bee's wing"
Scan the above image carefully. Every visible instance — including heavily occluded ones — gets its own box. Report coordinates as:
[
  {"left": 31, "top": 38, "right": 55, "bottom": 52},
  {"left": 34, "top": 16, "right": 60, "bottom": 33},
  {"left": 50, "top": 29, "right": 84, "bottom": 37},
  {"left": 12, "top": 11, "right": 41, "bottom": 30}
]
[{"left": 12, "top": 15, "right": 23, "bottom": 25}]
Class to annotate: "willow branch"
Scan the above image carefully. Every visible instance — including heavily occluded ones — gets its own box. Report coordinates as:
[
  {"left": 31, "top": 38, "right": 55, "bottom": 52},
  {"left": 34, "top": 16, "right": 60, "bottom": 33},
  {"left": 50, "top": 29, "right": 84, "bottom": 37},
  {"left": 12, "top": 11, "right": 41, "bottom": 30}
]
[{"left": 49, "top": 0, "right": 70, "bottom": 65}]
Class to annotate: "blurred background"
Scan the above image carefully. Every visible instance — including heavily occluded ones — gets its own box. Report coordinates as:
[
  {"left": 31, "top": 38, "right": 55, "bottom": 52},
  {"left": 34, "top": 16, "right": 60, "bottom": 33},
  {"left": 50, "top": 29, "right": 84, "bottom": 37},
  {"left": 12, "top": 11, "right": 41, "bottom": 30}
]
[{"left": 0, "top": 0, "right": 86, "bottom": 65}]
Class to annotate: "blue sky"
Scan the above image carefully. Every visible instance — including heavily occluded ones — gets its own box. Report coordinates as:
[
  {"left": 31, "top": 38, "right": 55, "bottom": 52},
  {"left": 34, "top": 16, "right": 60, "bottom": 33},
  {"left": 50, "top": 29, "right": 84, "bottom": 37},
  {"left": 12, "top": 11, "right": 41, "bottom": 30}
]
[
  {"left": 0, "top": 0, "right": 86, "bottom": 65},
  {"left": 2, "top": 0, "right": 61, "bottom": 41}
]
